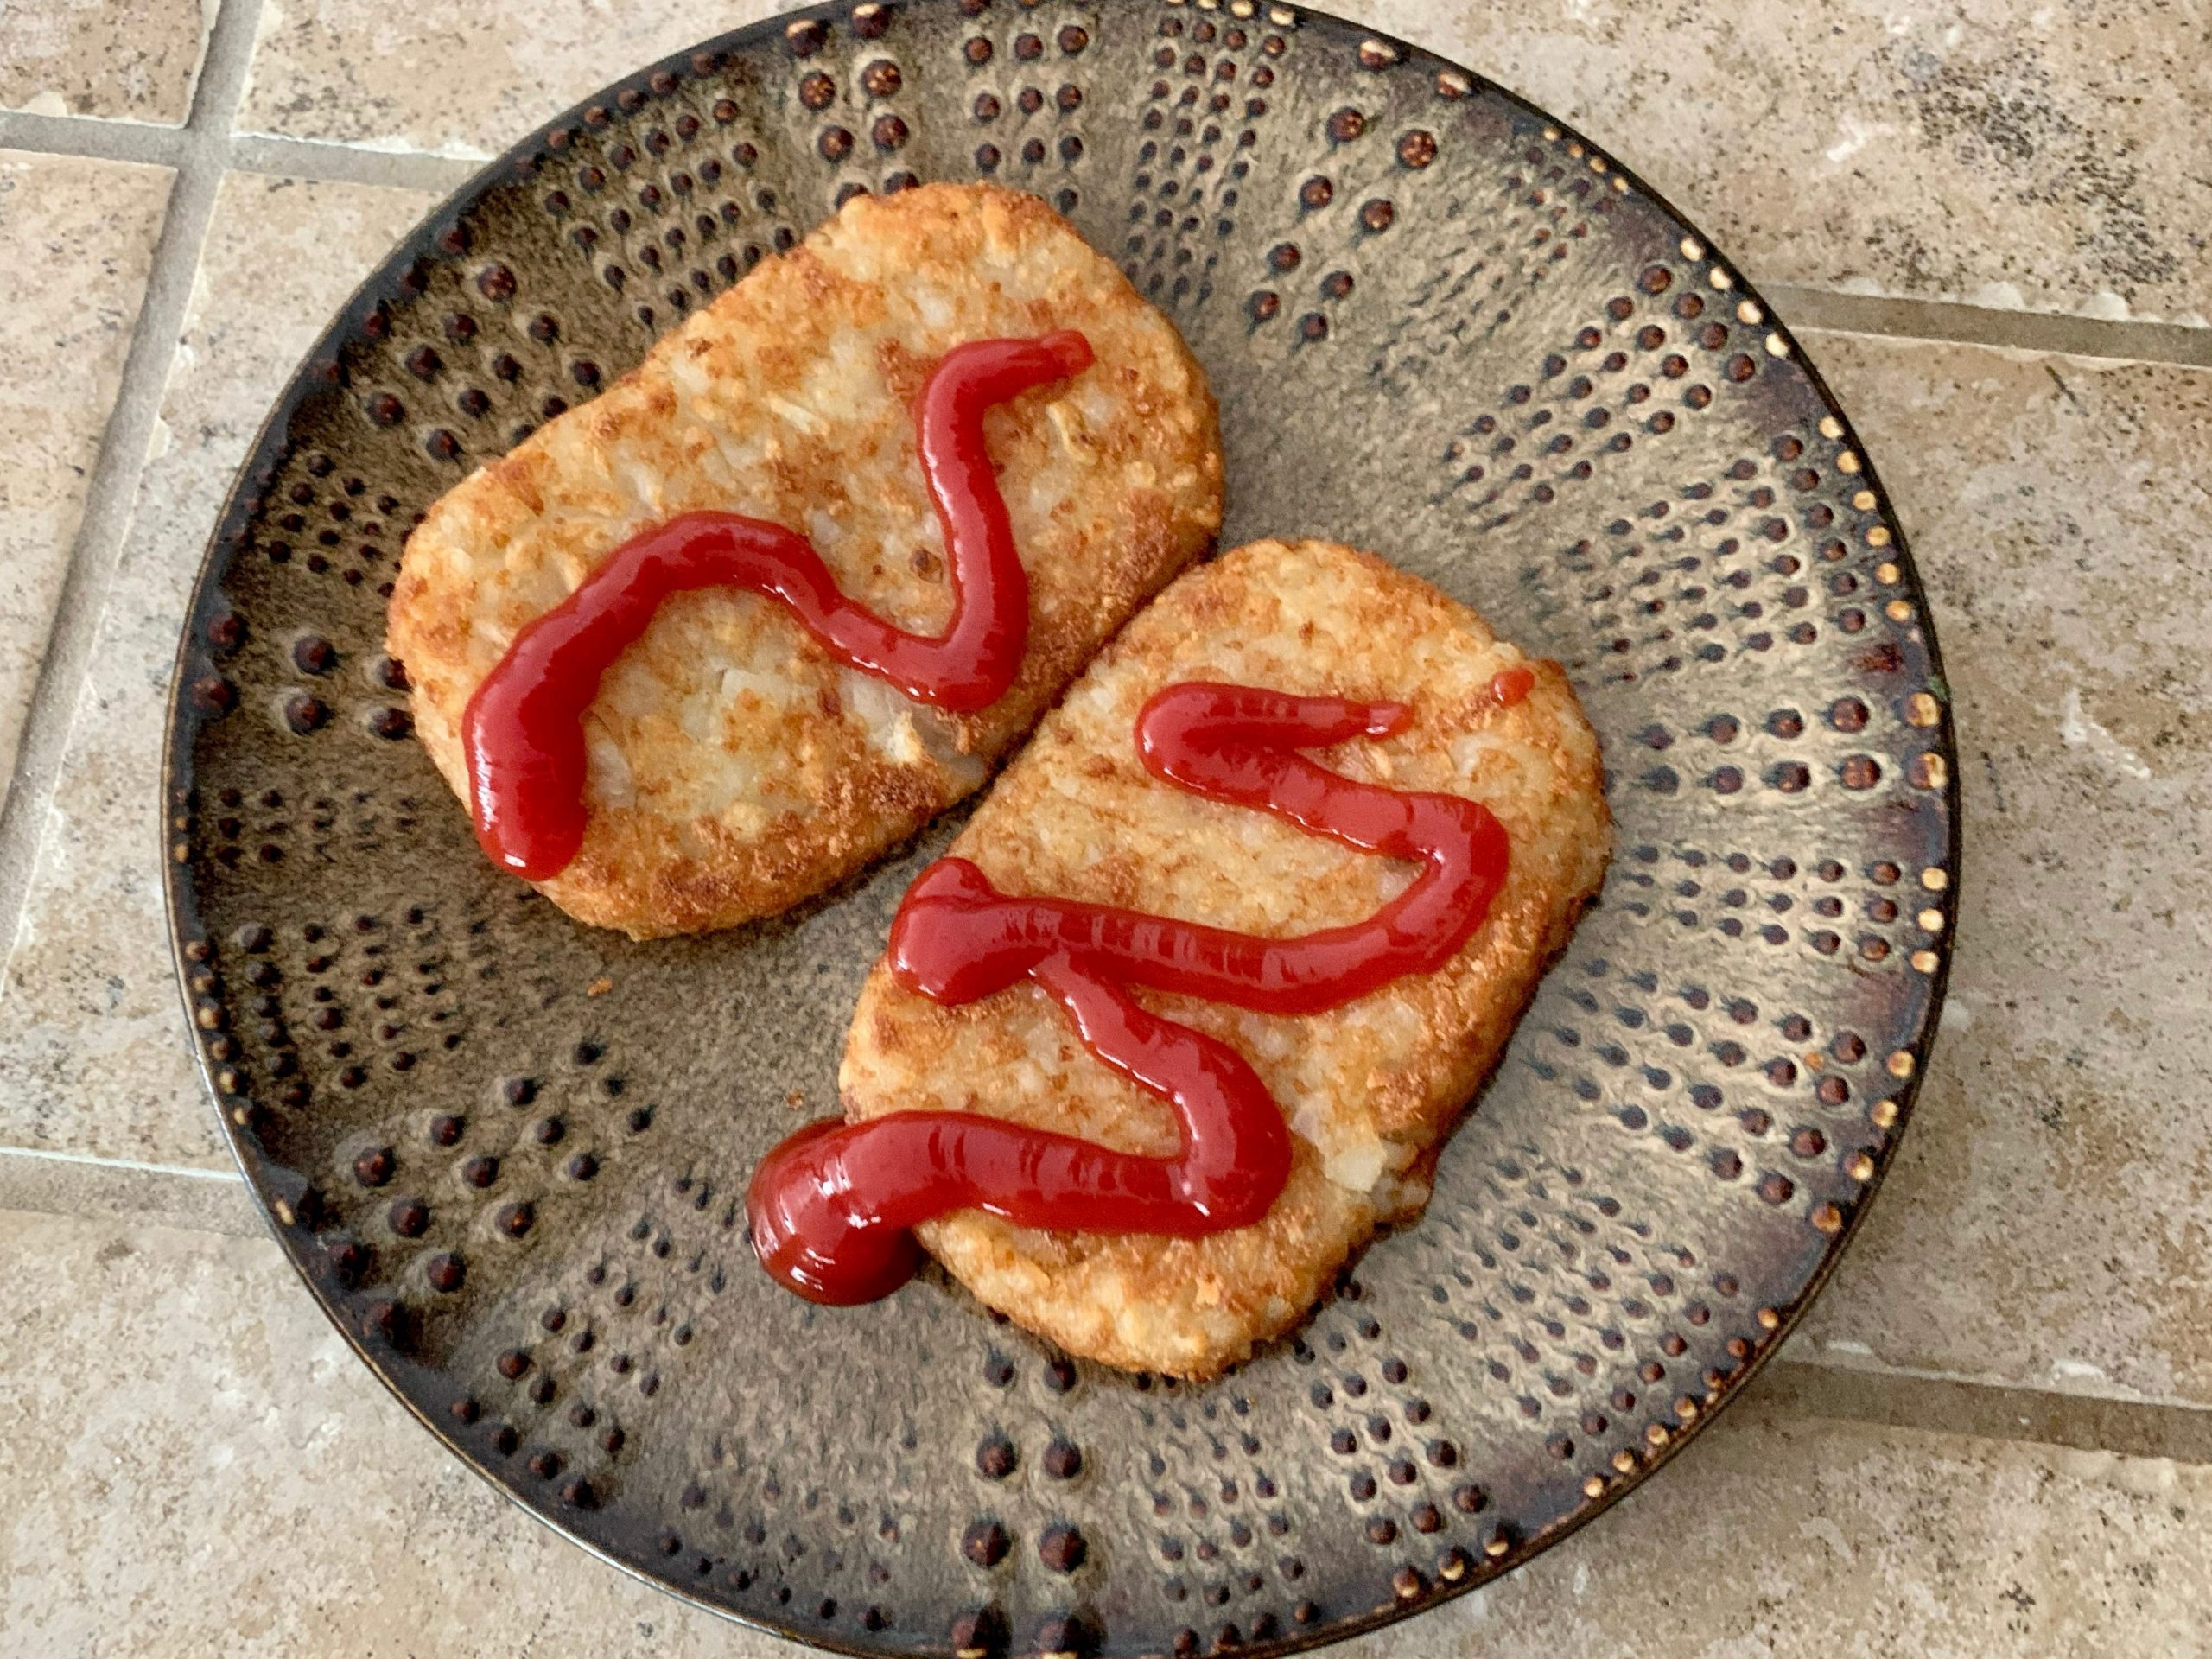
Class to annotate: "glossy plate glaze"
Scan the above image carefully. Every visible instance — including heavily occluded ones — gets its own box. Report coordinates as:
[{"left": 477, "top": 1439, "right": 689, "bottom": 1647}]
[{"left": 162, "top": 4, "right": 1959, "bottom": 1655}]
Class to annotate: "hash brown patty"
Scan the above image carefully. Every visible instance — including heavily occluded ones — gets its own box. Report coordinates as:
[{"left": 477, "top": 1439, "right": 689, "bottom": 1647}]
[
  {"left": 389, "top": 182, "right": 1222, "bottom": 937},
  {"left": 839, "top": 540, "right": 1612, "bottom": 1377}
]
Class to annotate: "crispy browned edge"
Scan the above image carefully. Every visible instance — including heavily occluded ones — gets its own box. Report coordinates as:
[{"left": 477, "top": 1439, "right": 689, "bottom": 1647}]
[
  {"left": 842, "top": 539, "right": 1614, "bottom": 1377},
  {"left": 388, "top": 182, "right": 1223, "bottom": 937}
]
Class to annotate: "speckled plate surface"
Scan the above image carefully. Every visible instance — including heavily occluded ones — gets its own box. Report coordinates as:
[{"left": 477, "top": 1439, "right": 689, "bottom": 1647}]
[{"left": 162, "top": 3, "right": 1959, "bottom": 1654}]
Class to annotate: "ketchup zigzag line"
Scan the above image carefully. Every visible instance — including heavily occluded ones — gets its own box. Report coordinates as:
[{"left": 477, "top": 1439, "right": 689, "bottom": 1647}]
[
  {"left": 747, "top": 681, "right": 1516, "bottom": 1306},
  {"left": 458, "top": 331, "right": 1096, "bottom": 881}
]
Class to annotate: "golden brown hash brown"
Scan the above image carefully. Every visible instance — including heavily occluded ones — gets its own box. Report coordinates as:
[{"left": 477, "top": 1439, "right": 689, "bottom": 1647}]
[
  {"left": 839, "top": 539, "right": 1613, "bottom": 1378},
  {"left": 388, "top": 182, "right": 1223, "bottom": 938}
]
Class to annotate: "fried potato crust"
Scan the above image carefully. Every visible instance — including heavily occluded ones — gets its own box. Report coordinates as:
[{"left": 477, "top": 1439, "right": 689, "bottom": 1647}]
[
  {"left": 389, "top": 182, "right": 1222, "bottom": 937},
  {"left": 840, "top": 539, "right": 1613, "bottom": 1377}
]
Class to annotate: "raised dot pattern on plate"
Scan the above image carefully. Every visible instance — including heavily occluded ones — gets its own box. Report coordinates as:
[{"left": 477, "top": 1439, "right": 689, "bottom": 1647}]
[{"left": 163, "top": 3, "right": 1955, "bottom": 1656}]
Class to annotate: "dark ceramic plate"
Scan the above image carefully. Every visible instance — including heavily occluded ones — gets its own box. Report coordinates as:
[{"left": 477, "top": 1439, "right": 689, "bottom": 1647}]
[{"left": 164, "top": 3, "right": 1958, "bottom": 1654}]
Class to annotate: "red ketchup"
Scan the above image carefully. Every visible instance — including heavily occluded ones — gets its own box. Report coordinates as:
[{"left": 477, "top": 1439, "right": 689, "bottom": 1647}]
[
  {"left": 1490, "top": 664, "right": 1535, "bottom": 708},
  {"left": 747, "top": 682, "right": 1515, "bottom": 1305},
  {"left": 458, "top": 330, "right": 1096, "bottom": 881}
]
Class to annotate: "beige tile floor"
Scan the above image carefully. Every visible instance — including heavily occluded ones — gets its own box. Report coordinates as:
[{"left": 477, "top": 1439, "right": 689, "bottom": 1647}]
[
  {"left": 0, "top": 0, "right": 208, "bottom": 124},
  {"left": 1, "top": 1, "right": 2208, "bottom": 1654},
  {"left": 0, "top": 152, "right": 170, "bottom": 817}
]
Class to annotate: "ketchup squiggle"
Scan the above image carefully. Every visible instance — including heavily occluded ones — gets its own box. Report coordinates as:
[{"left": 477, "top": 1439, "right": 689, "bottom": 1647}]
[
  {"left": 747, "top": 681, "right": 1515, "bottom": 1305},
  {"left": 458, "top": 331, "right": 1095, "bottom": 881}
]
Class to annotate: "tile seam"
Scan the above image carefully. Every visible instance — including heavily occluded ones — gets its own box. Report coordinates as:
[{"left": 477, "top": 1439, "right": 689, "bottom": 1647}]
[
  {"left": 0, "top": 119, "right": 2202, "bottom": 368},
  {"left": 0, "top": 109, "right": 191, "bottom": 164},
  {"left": 5, "top": 1146, "right": 2212, "bottom": 1468},
  {"left": 226, "top": 132, "right": 482, "bottom": 194},
  {"left": 1774, "top": 283, "right": 2212, "bottom": 371},
  {"left": 1752, "top": 1359, "right": 2212, "bottom": 1466},
  {"left": 0, "top": 0, "right": 270, "bottom": 978},
  {"left": 0, "top": 1145, "right": 240, "bottom": 1179}
]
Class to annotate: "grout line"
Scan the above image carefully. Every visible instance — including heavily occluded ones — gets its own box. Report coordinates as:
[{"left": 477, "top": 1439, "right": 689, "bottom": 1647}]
[
  {"left": 0, "top": 1147, "right": 263, "bottom": 1240},
  {"left": 6, "top": 1133, "right": 2212, "bottom": 1465},
  {"left": 3, "top": 115, "right": 2208, "bottom": 374},
  {"left": 0, "top": 0, "right": 270, "bottom": 949},
  {"left": 0, "top": 109, "right": 189, "bottom": 167},
  {"left": 0, "top": 114, "right": 480, "bottom": 197},
  {"left": 1751, "top": 1358, "right": 2212, "bottom": 1466},
  {"left": 229, "top": 132, "right": 485, "bottom": 194},
  {"left": 0, "top": 1145, "right": 241, "bottom": 1180},
  {"left": 1773, "top": 283, "right": 2212, "bottom": 371}
]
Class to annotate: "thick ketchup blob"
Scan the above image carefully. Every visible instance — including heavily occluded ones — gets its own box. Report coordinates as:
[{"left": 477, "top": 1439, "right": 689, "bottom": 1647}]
[
  {"left": 458, "top": 330, "right": 1096, "bottom": 881},
  {"left": 747, "top": 681, "right": 1516, "bottom": 1305}
]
